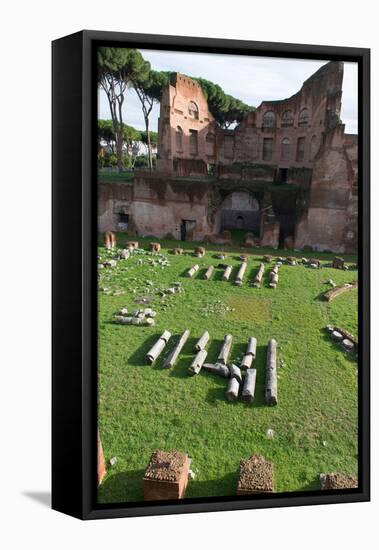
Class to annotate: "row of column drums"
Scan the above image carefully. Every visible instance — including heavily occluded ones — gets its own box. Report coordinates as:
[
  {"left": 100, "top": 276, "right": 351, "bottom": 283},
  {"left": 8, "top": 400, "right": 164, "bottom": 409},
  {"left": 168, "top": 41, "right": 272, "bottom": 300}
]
[{"left": 145, "top": 330, "right": 278, "bottom": 405}]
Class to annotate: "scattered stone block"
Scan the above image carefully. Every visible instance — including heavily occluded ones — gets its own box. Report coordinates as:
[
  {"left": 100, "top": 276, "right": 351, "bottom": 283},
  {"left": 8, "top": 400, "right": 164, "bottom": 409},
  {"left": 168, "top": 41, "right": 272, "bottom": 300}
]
[
  {"left": 149, "top": 242, "right": 161, "bottom": 253},
  {"left": 237, "top": 454, "right": 274, "bottom": 494},
  {"left": 310, "top": 258, "right": 321, "bottom": 268},
  {"left": 332, "top": 256, "right": 345, "bottom": 269},
  {"left": 109, "top": 456, "right": 117, "bottom": 467},
  {"left": 126, "top": 240, "right": 139, "bottom": 249},
  {"left": 263, "top": 255, "right": 273, "bottom": 263},
  {"left": 119, "top": 248, "right": 130, "bottom": 260},
  {"left": 286, "top": 256, "right": 297, "bottom": 266},
  {"left": 194, "top": 246, "right": 205, "bottom": 257},
  {"left": 239, "top": 254, "right": 248, "bottom": 262},
  {"left": 320, "top": 472, "right": 358, "bottom": 490},
  {"left": 143, "top": 450, "right": 190, "bottom": 501},
  {"left": 173, "top": 247, "right": 183, "bottom": 255},
  {"left": 104, "top": 259, "right": 117, "bottom": 268}
]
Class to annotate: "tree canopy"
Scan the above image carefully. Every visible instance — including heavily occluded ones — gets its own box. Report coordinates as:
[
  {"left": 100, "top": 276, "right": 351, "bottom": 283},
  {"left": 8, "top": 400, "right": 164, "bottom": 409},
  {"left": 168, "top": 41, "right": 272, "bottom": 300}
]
[{"left": 97, "top": 47, "right": 256, "bottom": 170}]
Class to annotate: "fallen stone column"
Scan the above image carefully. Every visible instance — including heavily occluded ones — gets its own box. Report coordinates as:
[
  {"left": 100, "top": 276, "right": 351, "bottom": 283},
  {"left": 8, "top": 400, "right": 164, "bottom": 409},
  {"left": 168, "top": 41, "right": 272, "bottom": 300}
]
[
  {"left": 246, "top": 337, "right": 257, "bottom": 359},
  {"left": 269, "top": 265, "right": 279, "bottom": 288},
  {"left": 334, "top": 327, "right": 358, "bottom": 347},
  {"left": 253, "top": 263, "right": 265, "bottom": 288},
  {"left": 229, "top": 363, "right": 242, "bottom": 384},
  {"left": 225, "top": 377, "right": 240, "bottom": 402},
  {"left": 188, "top": 349, "right": 208, "bottom": 375},
  {"left": 163, "top": 329, "right": 190, "bottom": 369},
  {"left": 241, "top": 369, "right": 257, "bottom": 403},
  {"left": 217, "top": 334, "right": 233, "bottom": 364},
  {"left": 202, "top": 363, "right": 230, "bottom": 378},
  {"left": 323, "top": 282, "right": 357, "bottom": 302},
  {"left": 204, "top": 265, "right": 214, "bottom": 280},
  {"left": 187, "top": 264, "right": 199, "bottom": 277},
  {"left": 146, "top": 330, "right": 171, "bottom": 364},
  {"left": 240, "top": 354, "right": 253, "bottom": 370},
  {"left": 235, "top": 262, "right": 247, "bottom": 285},
  {"left": 194, "top": 331, "right": 210, "bottom": 352},
  {"left": 265, "top": 339, "right": 278, "bottom": 405},
  {"left": 114, "top": 315, "right": 155, "bottom": 326},
  {"left": 222, "top": 265, "right": 232, "bottom": 281}
]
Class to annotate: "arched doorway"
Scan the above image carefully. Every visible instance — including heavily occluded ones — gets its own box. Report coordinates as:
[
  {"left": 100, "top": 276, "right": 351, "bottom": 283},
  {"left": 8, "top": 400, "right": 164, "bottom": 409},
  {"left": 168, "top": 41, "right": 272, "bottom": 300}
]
[{"left": 219, "top": 191, "right": 261, "bottom": 234}]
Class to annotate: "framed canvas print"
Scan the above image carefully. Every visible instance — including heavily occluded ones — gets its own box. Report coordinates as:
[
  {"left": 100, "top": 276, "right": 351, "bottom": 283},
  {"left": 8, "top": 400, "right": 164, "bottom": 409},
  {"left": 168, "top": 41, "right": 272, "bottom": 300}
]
[{"left": 52, "top": 30, "right": 370, "bottom": 520}]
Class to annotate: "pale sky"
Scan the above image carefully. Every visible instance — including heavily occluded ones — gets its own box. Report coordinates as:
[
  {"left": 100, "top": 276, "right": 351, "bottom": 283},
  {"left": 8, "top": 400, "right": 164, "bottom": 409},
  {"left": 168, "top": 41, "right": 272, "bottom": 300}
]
[{"left": 98, "top": 49, "right": 358, "bottom": 134}]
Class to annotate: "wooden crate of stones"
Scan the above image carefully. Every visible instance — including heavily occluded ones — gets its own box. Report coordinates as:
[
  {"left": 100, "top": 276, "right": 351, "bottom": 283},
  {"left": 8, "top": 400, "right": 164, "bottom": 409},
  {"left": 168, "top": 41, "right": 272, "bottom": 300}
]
[
  {"left": 143, "top": 450, "right": 190, "bottom": 501},
  {"left": 237, "top": 454, "right": 274, "bottom": 495}
]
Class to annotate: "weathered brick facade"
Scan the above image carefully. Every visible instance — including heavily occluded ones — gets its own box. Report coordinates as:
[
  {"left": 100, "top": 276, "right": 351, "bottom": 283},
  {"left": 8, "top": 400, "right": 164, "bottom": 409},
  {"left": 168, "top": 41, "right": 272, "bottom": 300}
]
[{"left": 99, "top": 61, "right": 358, "bottom": 253}]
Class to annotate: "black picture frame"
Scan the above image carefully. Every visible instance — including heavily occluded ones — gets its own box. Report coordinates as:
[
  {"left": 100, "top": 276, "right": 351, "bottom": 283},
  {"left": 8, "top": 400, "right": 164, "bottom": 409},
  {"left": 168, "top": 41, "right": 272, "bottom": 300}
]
[{"left": 52, "top": 30, "right": 370, "bottom": 520}]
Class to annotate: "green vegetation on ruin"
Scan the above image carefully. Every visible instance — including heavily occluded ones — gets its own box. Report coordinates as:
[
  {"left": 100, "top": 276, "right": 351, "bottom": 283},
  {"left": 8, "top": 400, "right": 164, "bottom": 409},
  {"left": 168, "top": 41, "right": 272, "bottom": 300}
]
[{"left": 97, "top": 234, "right": 358, "bottom": 504}]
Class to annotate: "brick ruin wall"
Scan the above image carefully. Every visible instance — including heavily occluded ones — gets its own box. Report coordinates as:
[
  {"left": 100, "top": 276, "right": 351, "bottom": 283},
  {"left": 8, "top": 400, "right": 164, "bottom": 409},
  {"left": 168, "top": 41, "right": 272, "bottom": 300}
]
[{"left": 98, "top": 62, "right": 358, "bottom": 253}]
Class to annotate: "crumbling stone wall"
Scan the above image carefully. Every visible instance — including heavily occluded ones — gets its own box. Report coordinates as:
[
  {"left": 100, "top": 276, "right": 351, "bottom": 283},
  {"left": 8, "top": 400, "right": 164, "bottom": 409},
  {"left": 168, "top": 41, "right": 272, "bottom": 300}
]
[{"left": 98, "top": 62, "right": 358, "bottom": 253}]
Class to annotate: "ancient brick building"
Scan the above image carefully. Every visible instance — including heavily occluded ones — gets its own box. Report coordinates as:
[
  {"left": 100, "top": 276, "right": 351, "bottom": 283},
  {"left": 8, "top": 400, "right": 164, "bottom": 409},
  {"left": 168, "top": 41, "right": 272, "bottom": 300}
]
[{"left": 98, "top": 61, "right": 358, "bottom": 253}]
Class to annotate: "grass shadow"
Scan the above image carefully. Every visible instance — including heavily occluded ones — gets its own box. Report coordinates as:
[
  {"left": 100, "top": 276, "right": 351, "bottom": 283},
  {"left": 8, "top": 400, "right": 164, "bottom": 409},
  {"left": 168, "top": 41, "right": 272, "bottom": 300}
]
[
  {"left": 300, "top": 476, "right": 321, "bottom": 491},
  {"left": 98, "top": 469, "right": 145, "bottom": 504},
  {"left": 196, "top": 267, "right": 209, "bottom": 280},
  {"left": 127, "top": 333, "right": 164, "bottom": 366},
  {"left": 185, "top": 471, "right": 239, "bottom": 499},
  {"left": 213, "top": 268, "right": 226, "bottom": 282},
  {"left": 319, "top": 329, "right": 358, "bottom": 364}
]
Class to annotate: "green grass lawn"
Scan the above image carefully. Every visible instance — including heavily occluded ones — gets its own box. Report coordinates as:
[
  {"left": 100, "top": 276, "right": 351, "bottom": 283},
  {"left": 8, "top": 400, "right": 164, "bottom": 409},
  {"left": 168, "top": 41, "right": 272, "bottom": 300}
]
[{"left": 97, "top": 234, "right": 358, "bottom": 504}]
